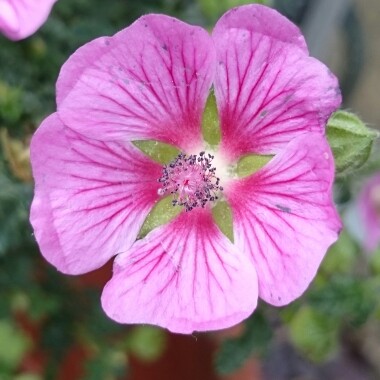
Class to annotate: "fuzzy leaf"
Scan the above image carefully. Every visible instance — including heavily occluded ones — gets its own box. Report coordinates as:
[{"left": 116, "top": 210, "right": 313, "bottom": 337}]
[{"left": 327, "top": 110, "right": 378, "bottom": 175}]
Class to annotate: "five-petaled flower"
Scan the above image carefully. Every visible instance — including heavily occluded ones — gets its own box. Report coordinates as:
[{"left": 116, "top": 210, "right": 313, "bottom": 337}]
[
  {"left": 30, "top": 4, "right": 342, "bottom": 333},
  {"left": 0, "top": 0, "right": 57, "bottom": 40}
]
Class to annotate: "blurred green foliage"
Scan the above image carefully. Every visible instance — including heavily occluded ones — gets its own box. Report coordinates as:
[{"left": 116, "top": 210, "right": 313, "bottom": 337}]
[
  {"left": 0, "top": 319, "right": 31, "bottom": 372},
  {"left": 215, "top": 311, "right": 272, "bottom": 374},
  {"left": 288, "top": 305, "right": 339, "bottom": 362},
  {"left": 320, "top": 230, "right": 357, "bottom": 275},
  {"left": 198, "top": 0, "right": 270, "bottom": 22},
  {"left": 0, "top": 175, "right": 32, "bottom": 255},
  {"left": 124, "top": 326, "right": 167, "bottom": 362}
]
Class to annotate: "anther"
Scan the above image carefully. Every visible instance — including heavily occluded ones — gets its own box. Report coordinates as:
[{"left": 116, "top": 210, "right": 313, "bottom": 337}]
[{"left": 157, "top": 152, "right": 223, "bottom": 211}]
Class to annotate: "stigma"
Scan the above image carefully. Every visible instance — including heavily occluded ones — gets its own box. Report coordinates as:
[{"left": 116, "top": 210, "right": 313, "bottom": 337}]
[{"left": 157, "top": 152, "right": 223, "bottom": 212}]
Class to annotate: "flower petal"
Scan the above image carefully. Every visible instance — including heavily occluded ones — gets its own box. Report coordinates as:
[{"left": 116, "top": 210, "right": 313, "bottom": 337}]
[
  {"left": 0, "top": 0, "right": 57, "bottom": 40},
  {"left": 30, "top": 113, "right": 162, "bottom": 275},
  {"left": 56, "top": 36, "right": 111, "bottom": 105},
  {"left": 101, "top": 208, "right": 258, "bottom": 333},
  {"left": 212, "top": 5, "right": 341, "bottom": 162},
  {"left": 57, "top": 14, "right": 215, "bottom": 152},
  {"left": 225, "top": 133, "right": 341, "bottom": 306},
  {"left": 213, "top": 4, "right": 308, "bottom": 52}
]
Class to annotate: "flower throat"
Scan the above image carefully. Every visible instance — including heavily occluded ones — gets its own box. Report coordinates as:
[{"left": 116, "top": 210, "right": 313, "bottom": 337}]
[{"left": 157, "top": 152, "right": 223, "bottom": 212}]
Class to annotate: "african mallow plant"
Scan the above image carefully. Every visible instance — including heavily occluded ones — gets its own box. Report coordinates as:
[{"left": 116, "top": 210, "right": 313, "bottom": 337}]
[{"left": 30, "top": 4, "right": 342, "bottom": 333}]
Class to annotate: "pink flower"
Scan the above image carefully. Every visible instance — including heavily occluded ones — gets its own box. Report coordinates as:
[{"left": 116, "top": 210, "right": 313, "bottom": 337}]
[
  {"left": 356, "top": 173, "right": 380, "bottom": 252},
  {"left": 30, "top": 5, "right": 342, "bottom": 333},
  {"left": 0, "top": 0, "right": 57, "bottom": 40}
]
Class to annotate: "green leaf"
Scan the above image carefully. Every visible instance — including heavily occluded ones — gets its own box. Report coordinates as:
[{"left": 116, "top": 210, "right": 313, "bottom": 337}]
[
  {"left": 215, "top": 312, "right": 271, "bottom": 374},
  {"left": 288, "top": 306, "right": 339, "bottom": 362},
  {"left": 327, "top": 110, "right": 379, "bottom": 175},
  {"left": 138, "top": 196, "right": 182, "bottom": 239}
]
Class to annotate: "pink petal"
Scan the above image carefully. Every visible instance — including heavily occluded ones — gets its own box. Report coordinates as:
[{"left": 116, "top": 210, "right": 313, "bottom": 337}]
[
  {"left": 57, "top": 15, "right": 215, "bottom": 153},
  {"left": 358, "top": 173, "right": 380, "bottom": 252},
  {"left": 0, "top": 0, "right": 57, "bottom": 40},
  {"left": 213, "top": 4, "right": 308, "bottom": 53},
  {"left": 30, "top": 113, "right": 162, "bottom": 275},
  {"left": 212, "top": 4, "right": 341, "bottom": 162},
  {"left": 101, "top": 208, "right": 258, "bottom": 333},
  {"left": 56, "top": 36, "right": 111, "bottom": 105},
  {"left": 225, "top": 133, "right": 341, "bottom": 306}
]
